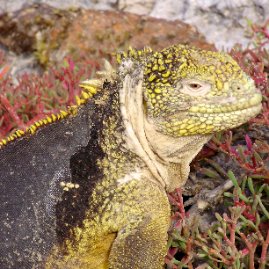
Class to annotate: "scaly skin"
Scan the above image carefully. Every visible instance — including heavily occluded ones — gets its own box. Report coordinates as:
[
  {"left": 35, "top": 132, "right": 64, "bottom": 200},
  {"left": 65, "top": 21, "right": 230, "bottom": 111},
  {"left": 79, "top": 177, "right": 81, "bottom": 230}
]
[{"left": 0, "top": 45, "right": 262, "bottom": 268}]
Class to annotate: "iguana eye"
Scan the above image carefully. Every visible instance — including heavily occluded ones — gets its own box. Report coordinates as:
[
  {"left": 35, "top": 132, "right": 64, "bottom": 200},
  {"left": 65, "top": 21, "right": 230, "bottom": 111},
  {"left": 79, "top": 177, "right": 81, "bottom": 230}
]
[
  {"left": 180, "top": 79, "right": 212, "bottom": 96},
  {"left": 188, "top": 83, "right": 202, "bottom": 90}
]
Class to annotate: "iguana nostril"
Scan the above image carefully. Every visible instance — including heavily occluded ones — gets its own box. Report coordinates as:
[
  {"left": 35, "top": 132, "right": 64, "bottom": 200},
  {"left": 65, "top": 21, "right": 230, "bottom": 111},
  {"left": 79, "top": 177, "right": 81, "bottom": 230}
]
[{"left": 232, "top": 84, "right": 243, "bottom": 91}]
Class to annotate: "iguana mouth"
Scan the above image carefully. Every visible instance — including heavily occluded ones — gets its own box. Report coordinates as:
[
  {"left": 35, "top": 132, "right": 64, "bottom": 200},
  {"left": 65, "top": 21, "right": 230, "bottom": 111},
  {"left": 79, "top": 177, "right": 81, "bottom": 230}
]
[
  {"left": 188, "top": 93, "right": 262, "bottom": 114},
  {"left": 188, "top": 103, "right": 262, "bottom": 121}
]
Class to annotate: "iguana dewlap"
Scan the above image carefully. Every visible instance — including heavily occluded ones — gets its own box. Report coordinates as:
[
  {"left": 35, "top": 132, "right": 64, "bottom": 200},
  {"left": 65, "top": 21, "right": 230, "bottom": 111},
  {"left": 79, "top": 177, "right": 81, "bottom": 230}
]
[{"left": 0, "top": 45, "right": 262, "bottom": 269}]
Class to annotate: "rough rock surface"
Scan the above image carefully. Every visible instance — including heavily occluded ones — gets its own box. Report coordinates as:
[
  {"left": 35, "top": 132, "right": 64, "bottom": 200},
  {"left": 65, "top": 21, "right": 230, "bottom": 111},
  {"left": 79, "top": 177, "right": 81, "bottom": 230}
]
[
  {"left": 0, "top": 0, "right": 268, "bottom": 50},
  {"left": 1, "top": 0, "right": 268, "bottom": 77},
  {"left": 55, "top": 10, "right": 214, "bottom": 65},
  {"left": 0, "top": 4, "right": 214, "bottom": 77}
]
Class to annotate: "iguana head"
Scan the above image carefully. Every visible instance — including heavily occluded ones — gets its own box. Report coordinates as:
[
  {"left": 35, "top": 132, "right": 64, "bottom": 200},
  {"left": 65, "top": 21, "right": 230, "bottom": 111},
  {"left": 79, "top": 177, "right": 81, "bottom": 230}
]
[
  {"left": 81, "top": 45, "right": 262, "bottom": 139},
  {"left": 139, "top": 45, "right": 262, "bottom": 137}
]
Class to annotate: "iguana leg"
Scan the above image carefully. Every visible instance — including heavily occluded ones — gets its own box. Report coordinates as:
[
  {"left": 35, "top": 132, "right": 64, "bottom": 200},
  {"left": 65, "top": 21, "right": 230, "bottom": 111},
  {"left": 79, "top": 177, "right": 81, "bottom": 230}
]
[
  {"left": 108, "top": 180, "right": 171, "bottom": 269},
  {"left": 109, "top": 215, "right": 169, "bottom": 268}
]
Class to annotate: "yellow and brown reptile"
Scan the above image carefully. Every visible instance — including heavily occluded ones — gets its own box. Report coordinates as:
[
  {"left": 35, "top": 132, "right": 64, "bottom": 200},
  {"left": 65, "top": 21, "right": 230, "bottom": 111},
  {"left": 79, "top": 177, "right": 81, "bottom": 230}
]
[{"left": 0, "top": 45, "right": 262, "bottom": 268}]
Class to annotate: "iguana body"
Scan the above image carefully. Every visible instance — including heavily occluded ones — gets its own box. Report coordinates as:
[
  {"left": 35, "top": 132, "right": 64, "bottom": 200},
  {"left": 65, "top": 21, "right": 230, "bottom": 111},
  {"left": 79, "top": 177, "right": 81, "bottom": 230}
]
[{"left": 0, "top": 45, "right": 262, "bottom": 268}]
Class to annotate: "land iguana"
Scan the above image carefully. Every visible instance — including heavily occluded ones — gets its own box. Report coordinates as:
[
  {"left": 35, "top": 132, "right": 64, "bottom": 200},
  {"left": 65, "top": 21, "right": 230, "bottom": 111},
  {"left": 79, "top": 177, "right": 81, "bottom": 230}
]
[{"left": 0, "top": 45, "right": 262, "bottom": 268}]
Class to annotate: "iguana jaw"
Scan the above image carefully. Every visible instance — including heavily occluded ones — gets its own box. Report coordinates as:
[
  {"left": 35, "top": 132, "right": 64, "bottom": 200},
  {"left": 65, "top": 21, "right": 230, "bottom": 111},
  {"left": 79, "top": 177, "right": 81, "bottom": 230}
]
[
  {"left": 156, "top": 102, "right": 262, "bottom": 137},
  {"left": 144, "top": 117, "right": 213, "bottom": 191}
]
